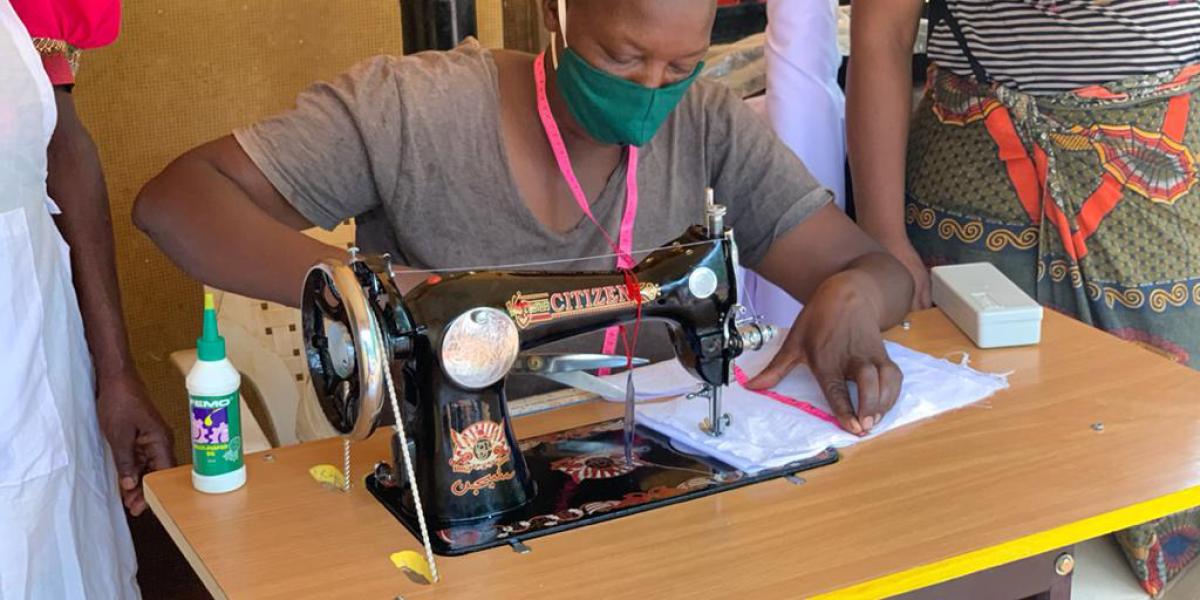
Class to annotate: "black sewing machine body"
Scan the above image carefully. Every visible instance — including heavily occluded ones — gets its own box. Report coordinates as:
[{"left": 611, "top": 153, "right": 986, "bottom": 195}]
[
  {"left": 404, "top": 224, "right": 738, "bottom": 386},
  {"left": 301, "top": 217, "right": 837, "bottom": 555}
]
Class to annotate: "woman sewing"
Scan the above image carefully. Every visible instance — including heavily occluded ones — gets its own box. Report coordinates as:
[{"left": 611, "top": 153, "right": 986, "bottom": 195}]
[{"left": 135, "top": 0, "right": 913, "bottom": 437}]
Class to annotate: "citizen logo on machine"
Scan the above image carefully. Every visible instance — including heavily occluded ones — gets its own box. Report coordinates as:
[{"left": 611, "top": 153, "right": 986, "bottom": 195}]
[
  {"left": 448, "top": 421, "right": 516, "bottom": 497},
  {"left": 506, "top": 282, "right": 662, "bottom": 329}
]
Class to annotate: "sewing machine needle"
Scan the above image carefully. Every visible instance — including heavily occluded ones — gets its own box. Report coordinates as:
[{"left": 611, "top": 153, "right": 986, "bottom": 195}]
[{"left": 624, "top": 370, "right": 636, "bottom": 465}]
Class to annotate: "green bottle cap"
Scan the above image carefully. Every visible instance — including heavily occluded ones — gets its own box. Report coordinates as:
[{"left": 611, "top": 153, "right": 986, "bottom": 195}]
[{"left": 197, "top": 293, "right": 226, "bottom": 362}]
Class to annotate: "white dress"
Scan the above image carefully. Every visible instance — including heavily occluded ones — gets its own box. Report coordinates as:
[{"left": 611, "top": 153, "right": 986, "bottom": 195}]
[
  {"left": 744, "top": 0, "right": 847, "bottom": 326},
  {"left": 0, "top": 2, "right": 140, "bottom": 597}
]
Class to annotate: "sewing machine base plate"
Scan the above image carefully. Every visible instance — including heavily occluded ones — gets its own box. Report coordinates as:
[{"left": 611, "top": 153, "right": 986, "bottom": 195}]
[{"left": 366, "top": 418, "right": 838, "bottom": 556}]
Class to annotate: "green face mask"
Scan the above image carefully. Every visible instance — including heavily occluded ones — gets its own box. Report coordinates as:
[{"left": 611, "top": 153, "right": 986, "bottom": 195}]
[{"left": 555, "top": 47, "right": 704, "bottom": 147}]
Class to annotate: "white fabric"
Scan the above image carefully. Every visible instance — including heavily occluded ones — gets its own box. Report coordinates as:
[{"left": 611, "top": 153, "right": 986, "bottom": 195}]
[
  {"left": 743, "top": 0, "right": 847, "bottom": 328},
  {"left": 616, "top": 335, "right": 1007, "bottom": 473},
  {"left": 0, "top": 2, "right": 140, "bottom": 597}
]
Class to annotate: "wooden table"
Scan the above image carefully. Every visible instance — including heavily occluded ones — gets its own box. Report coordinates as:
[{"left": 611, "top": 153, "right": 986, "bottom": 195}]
[{"left": 145, "top": 310, "right": 1200, "bottom": 599}]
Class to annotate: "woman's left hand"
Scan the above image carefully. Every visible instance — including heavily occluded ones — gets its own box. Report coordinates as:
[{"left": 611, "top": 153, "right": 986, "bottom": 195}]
[
  {"left": 745, "top": 271, "right": 903, "bottom": 436},
  {"left": 96, "top": 371, "right": 176, "bottom": 516}
]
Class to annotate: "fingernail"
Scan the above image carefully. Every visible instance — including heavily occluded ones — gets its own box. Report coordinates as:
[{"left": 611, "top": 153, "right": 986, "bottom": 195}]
[
  {"left": 862, "top": 415, "right": 876, "bottom": 431},
  {"left": 846, "top": 419, "right": 863, "bottom": 435}
]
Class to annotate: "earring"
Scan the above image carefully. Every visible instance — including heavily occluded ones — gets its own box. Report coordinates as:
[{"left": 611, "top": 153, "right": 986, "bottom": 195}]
[
  {"left": 553, "top": 0, "right": 567, "bottom": 69},
  {"left": 558, "top": 0, "right": 567, "bottom": 39}
]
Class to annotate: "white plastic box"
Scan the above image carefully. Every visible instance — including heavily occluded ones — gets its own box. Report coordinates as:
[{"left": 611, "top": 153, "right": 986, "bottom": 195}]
[{"left": 931, "top": 263, "right": 1043, "bottom": 348}]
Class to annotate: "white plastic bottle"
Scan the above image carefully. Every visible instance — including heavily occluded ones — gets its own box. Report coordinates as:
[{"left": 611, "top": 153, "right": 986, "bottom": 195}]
[{"left": 188, "top": 293, "right": 246, "bottom": 493}]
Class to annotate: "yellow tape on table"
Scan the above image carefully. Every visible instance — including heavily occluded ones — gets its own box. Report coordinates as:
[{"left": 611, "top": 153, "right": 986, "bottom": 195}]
[
  {"left": 390, "top": 550, "right": 434, "bottom": 585},
  {"left": 312, "top": 464, "right": 433, "bottom": 585},
  {"left": 308, "top": 464, "right": 344, "bottom": 487}
]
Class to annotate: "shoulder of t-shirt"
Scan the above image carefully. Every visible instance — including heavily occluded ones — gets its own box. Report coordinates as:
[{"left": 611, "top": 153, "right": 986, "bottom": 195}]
[
  {"left": 313, "top": 39, "right": 499, "bottom": 152},
  {"left": 669, "top": 77, "right": 758, "bottom": 150},
  {"left": 675, "top": 77, "right": 744, "bottom": 121},
  {"left": 361, "top": 38, "right": 497, "bottom": 101}
]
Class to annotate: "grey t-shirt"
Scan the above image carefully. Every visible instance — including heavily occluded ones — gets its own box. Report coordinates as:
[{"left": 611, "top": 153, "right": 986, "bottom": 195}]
[{"left": 235, "top": 40, "right": 830, "bottom": 396}]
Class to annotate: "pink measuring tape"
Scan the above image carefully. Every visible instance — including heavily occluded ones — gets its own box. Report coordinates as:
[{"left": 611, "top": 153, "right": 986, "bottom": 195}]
[
  {"left": 534, "top": 51, "right": 834, "bottom": 422},
  {"left": 534, "top": 52, "right": 641, "bottom": 370},
  {"left": 732, "top": 365, "right": 839, "bottom": 426}
]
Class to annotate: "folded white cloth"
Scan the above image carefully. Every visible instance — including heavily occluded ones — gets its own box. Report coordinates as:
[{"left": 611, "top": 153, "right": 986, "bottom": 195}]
[{"left": 606, "top": 336, "right": 1008, "bottom": 473}]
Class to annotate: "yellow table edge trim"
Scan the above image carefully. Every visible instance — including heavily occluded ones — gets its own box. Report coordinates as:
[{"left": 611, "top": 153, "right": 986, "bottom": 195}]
[
  {"left": 144, "top": 481, "right": 230, "bottom": 600},
  {"left": 812, "top": 484, "right": 1200, "bottom": 599}
]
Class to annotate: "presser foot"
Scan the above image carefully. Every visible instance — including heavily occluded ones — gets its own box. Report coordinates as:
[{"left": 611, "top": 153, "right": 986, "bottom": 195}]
[
  {"left": 699, "top": 414, "right": 731, "bottom": 437},
  {"left": 689, "top": 384, "right": 731, "bottom": 437}
]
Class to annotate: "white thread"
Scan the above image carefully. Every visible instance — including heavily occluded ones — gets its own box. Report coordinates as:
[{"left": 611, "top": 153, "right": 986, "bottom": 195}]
[
  {"left": 558, "top": 0, "right": 567, "bottom": 40},
  {"left": 342, "top": 438, "right": 351, "bottom": 492},
  {"left": 378, "top": 326, "right": 440, "bottom": 583},
  {"left": 389, "top": 240, "right": 714, "bottom": 275}
]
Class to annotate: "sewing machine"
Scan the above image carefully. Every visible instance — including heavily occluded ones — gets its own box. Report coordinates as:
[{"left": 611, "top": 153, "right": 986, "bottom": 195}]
[{"left": 299, "top": 201, "right": 838, "bottom": 555}]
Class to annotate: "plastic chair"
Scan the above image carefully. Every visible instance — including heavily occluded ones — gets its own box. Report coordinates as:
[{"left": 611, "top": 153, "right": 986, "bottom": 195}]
[{"left": 170, "top": 223, "right": 356, "bottom": 449}]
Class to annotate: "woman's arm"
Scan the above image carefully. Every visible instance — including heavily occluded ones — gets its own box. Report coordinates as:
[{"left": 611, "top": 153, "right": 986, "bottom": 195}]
[
  {"left": 137, "top": 55, "right": 417, "bottom": 306},
  {"left": 134, "top": 136, "right": 353, "bottom": 306},
  {"left": 48, "top": 87, "right": 173, "bottom": 516},
  {"left": 846, "top": 0, "right": 929, "bottom": 309}
]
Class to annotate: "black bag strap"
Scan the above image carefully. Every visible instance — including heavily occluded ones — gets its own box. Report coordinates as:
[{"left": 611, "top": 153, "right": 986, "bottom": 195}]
[{"left": 927, "top": 0, "right": 991, "bottom": 84}]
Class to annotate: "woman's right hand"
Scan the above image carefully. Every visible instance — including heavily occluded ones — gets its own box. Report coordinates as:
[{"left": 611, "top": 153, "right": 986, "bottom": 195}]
[{"left": 882, "top": 237, "right": 932, "bottom": 311}]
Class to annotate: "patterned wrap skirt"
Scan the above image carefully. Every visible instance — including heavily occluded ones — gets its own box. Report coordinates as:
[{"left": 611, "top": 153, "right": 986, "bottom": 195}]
[{"left": 906, "top": 64, "right": 1200, "bottom": 596}]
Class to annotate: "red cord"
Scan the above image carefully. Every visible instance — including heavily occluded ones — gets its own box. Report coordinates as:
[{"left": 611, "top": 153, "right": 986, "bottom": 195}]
[{"left": 619, "top": 269, "right": 644, "bottom": 369}]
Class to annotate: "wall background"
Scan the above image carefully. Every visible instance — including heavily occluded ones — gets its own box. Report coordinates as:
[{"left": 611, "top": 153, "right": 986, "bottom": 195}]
[
  {"left": 71, "top": 0, "right": 533, "bottom": 463},
  {"left": 74, "top": 2, "right": 405, "bottom": 462}
]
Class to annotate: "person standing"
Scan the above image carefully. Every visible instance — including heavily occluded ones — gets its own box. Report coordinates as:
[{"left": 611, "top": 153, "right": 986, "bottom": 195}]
[
  {"left": 744, "top": 0, "right": 847, "bottom": 327},
  {"left": 848, "top": 0, "right": 1200, "bottom": 593},
  {"left": 1, "top": 0, "right": 173, "bottom": 596}
]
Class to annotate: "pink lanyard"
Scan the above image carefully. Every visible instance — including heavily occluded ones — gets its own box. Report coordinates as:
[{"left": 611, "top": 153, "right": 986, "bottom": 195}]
[{"left": 534, "top": 51, "right": 640, "bottom": 362}]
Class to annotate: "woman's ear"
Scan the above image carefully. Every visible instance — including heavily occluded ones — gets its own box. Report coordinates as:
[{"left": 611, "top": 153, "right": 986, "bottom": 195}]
[{"left": 542, "top": 0, "right": 562, "bottom": 34}]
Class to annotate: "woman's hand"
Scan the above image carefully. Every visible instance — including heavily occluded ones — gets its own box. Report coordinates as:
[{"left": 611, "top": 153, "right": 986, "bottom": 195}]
[
  {"left": 747, "top": 204, "right": 913, "bottom": 435},
  {"left": 745, "top": 271, "right": 903, "bottom": 435},
  {"left": 96, "top": 370, "right": 175, "bottom": 516}
]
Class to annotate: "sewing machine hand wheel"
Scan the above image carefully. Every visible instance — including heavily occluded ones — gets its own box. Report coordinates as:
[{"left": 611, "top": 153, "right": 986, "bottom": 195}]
[{"left": 301, "top": 258, "right": 389, "bottom": 441}]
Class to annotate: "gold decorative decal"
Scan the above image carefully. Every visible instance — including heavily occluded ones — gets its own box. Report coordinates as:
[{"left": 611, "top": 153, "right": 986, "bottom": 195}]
[
  {"left": 448, "top": 421, "right": 516, "bottom": 497},
  {"left": 451, "top": 470, "right": 516, "bottom": 497},
  {"left": 448, "top": 421, "right": 511, "bottom": 475},
  {"left": 506, "top": 282, "right": 662, "bottom": 329}
]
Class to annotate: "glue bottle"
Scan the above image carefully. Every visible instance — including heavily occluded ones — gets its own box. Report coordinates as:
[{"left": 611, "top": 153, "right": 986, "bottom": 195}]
[{"left": 188, "top": 293, "right": 246, "bottom": 493}]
